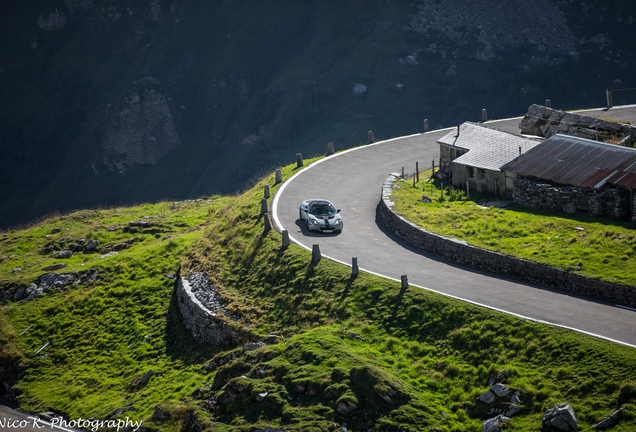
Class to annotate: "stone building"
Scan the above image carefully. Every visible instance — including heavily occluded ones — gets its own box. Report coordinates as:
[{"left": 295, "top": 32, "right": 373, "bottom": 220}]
[
  {"left": 501, "top": 134, "right": 636, "bottom": 220},
  {"left": 437, "top": 122, "right": 541, "bottom": 197}
]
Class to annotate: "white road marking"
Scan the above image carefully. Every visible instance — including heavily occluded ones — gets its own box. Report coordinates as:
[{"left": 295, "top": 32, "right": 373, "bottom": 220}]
[{"left": 271, "top": 106, "right": 636, "bottom": 350}]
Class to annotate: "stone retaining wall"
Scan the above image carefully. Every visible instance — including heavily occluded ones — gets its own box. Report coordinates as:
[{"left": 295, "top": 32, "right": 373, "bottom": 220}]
[
  {"left": 176, "top": 275, "right": 241, "bottom": 346},
  {"left": 512, "top": 176, "right": 630, "bottom": 219},
  {"left": 379, "top": 173, "right": 636, "bottom": 307}
]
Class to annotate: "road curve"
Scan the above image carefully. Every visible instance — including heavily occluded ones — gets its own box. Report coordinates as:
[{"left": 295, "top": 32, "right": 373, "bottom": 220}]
[{"left": 272, "top": 106, "right": 636, "bottom": 348}]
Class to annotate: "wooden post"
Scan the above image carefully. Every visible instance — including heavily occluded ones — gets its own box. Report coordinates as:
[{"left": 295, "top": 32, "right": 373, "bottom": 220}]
[
  {"left": 275, "top": 168, "right": 283, "bottom": 184},
  {"left": 432, "top": 160, "right": 435, "bottom": 176},
  {"left": 545, "top": 99, "right": 551, "bottom": 108},
  {"left": 607, "top": 90, "right": 613, "bottom": 109},
  {"left": 466, "top": 180, "right": 470, "bottom": 200},
  {"left": 423, "top": 119, "right": 429, "bottom": 132},
  {"left": 327, "top": 142, "right": 335, "bottom": 156},
  {"left": 595, "top": 119, "right": 598, "bottom": 141},
  {"left": 416, "top": 162, "right": 419, "bottom": 183},
  {"left": 402, "top": 167, "right": 405, "bottom": 179},
  {"left": 352, "top": 257, "right": 359, "bottom": 276},
  {"left": 482, "top": 108, "right": 488, "bottom": 122},
  {"left": 296, "top": 153, "right": 303, "bottom": 168}
]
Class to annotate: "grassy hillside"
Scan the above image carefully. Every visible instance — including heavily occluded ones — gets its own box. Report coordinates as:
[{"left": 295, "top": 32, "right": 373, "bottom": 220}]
[
  {"left": 2, "top": 160, "right": 636, "bottom": 431},
  {"left": 1, "top": 0, "right": 635, "bottom": 229}
]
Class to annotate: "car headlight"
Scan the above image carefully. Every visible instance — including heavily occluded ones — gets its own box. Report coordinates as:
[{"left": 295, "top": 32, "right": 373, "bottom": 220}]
[{"left": 309, "top": 217, "right": 318, "bottom": 225}]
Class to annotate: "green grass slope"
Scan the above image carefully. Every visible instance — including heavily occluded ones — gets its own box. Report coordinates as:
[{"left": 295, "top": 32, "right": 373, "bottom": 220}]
[
  {"left": 390, "top": 170, "right": 636, "bottom": 287},
  {"left": 1, "top": 160, "right": 636, "bottom": 431}
]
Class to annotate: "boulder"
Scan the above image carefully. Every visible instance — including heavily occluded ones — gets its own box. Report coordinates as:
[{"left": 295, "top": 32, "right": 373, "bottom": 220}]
[
  {"left": 242, "top": 342, "right": 265, "bottom": 352},
  {"left": 481, "top": 414, "right": 510, "bottom": 432},
  {"left": 58, "top": 250, "right": 73, "bottom": 259},
  {"left": 336, "top": 401, "right": 357, "bottom": 414},
  {"left": 151, "top": 406, "right": 167, "bottom": 420},
  {"left": 543, "top": 403, "right": 578, "bottom": 431},
  {"left": 591, "top": 406, "right": 625, "bottom": 429},
  {"left": 41, "top": 263, "right": 67, "bottom": 271},
  {"left": 85, "top": 240, "right": 99, "bottom": 251},
  {"left": 13, "top": 286, "right": 27, "bottom": 301},
  {"left": 352, "top": 83, "right": 367, "bottom": 95},
  {"left": 140, "top": 370, "right": 155, "bottom": 385}
]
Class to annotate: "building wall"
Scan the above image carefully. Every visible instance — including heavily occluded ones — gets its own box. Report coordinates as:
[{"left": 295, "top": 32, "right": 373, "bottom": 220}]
[
  {"left": 451, "top": 162, "right": 506, "bottom": 197},
  {"left": 440, "top": 145, "right": 467, "bottom": 170},
  {"left": 512, "top": 176, "right": 631, "bottom": 218}
]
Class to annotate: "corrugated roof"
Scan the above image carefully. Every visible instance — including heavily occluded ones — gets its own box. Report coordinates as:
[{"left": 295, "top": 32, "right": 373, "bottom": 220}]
[
  {"left": 437, "top": 122, "right": 541, "bottom": 172},
  {"left": 500, "top": 134, "right": 636, "bottom": 188}
]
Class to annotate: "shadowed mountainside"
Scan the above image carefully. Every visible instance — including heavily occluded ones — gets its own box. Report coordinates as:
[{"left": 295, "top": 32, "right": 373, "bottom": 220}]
[{"left": 0, "top": 0, "right": 634, "bottom": 229}]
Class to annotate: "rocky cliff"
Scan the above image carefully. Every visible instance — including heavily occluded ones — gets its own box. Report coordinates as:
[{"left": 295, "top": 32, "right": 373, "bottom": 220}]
[{"left": 0, "top": 0, "right": 634, "bottom": 229}]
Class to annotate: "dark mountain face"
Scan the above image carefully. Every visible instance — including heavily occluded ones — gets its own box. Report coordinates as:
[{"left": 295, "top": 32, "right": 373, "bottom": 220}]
[{"left": 0, "top": 0, "right": 634, "bottom": 229}]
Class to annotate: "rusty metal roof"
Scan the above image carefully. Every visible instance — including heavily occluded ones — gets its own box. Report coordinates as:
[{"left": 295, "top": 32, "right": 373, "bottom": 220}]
[{"left": 500, "top": 134, "right": 636, "bottom": 188}]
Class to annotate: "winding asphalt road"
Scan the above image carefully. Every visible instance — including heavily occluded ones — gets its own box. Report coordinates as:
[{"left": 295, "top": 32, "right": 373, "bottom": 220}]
[{"left": 272, "top": 106, "right": 636, "bottom": 348}]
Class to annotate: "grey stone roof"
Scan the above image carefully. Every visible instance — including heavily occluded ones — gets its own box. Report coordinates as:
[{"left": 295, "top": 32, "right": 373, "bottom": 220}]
[{"left": 438, "top": 122, "right": 542, "bottom": 172}]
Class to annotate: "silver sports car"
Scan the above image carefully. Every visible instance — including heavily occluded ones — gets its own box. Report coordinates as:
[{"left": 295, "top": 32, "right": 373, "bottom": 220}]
[{"left": 299, "top": 199, "right": 343, "bottom": 233}]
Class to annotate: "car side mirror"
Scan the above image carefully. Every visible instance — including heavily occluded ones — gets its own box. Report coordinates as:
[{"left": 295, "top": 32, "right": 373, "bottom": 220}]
[{"left": 337, "top": 209, "right": 341, "bottom": 213}]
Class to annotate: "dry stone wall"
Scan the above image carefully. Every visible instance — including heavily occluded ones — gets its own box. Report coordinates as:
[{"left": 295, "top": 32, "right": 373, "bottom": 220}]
[
  {"left": 176, "top": 272, "right": 241, "bottom": 346},
  {"left": 512, "top": 176, "right": 630, "bottom": 219},
  {"left": 379, "top": 173, "right": 636, "bottom": 308}
]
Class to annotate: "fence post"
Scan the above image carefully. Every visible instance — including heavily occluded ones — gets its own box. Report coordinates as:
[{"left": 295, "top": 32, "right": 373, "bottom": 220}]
[
  {"left": 296, "top": 153, "right": 303, "bottom": 168},
  {"left": 282, "top": 230, "right": 290, "bottom": 248},
  {"left": 545, "top": 99, "right": 551, "bottom": 108},
  {"left": 327, "top": 142, "right": 335, "bottom": 156},
  {"left": 416, "top": 162, "right": 419, "bottom": 183},
  {"left": 264, "top": 184, "right": 270, "bottom": 199},
  {"left": 260, "top": 198, "right": 268, "bottom": 215},
  {"left": 607, "top": 90, "right": 613, "bottom": 109},
  {"left": 466, "top": 180, "right": 470, "bottom": 200},
  {"left": 312, "top": 244, "right": 321, "bottom": 263},
  {"left": 368, "top": 131, "right": 375, "bottom": 144},
  {"left": 423, "top": 119, "right": 429, "bottom": 132},
  {"left": 482, "top": 108, "right": 488, "bottom": 122},
  {"left": 275, "top": 168, "right": 283, "bottom": 184},
  {"left": 352, "top": 257, "right": 359, "bottom": 276}
]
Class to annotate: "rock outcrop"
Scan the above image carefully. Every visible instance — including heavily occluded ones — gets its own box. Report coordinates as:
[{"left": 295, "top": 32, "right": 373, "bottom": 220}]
[
  {"left": 519, "top": 104, "right": 636, "bottom": 142},
  {"left": 37, "top": 9, "right": 67, "bottom": 30},
  {"left": 543, "top": 403, "right": 578, "bottom": 431},
  {"left": 101, "top": 77, "right": 180, "bottom": 174}
]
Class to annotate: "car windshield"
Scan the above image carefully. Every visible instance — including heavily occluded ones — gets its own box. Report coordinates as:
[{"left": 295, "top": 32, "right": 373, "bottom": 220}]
[{"left": 309, "top": 203, "right": 337, "bottom": 216}]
